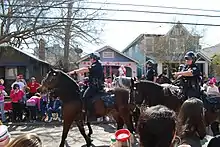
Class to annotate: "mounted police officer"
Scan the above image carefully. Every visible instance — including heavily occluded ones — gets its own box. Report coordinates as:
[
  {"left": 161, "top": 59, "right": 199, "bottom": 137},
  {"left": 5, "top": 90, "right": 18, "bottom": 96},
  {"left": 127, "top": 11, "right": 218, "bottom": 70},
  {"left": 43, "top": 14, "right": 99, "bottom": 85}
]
[
  {"left": 68, "top": 52, "right": 104, "bottom": 112},
  {"left": 146, "top": 60, "right": 157, "bottom": 82},
  {"left": 174, "top": 51, "right": 201, "bottom": 100}
]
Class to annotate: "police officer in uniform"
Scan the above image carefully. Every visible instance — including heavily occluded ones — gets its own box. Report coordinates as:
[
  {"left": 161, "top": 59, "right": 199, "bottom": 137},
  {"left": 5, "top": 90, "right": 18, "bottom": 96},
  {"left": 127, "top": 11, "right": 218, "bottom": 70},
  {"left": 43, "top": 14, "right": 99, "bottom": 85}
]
[
  {"left": 174, "top": 51, "right": 201, "bottom": 99},
  {"left": 146, "top": 60, "right": 157, "bottom": 82},
  {"left": 69, "top": 52, "right": 104, "bottom": 112}
]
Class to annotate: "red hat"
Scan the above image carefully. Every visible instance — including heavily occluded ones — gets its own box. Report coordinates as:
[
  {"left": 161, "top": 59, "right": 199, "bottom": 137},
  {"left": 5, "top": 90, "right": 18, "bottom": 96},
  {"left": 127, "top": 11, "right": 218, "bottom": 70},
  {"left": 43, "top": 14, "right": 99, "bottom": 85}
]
[{"left": 115, "top": 129, "right": 131, "bottom": 142}]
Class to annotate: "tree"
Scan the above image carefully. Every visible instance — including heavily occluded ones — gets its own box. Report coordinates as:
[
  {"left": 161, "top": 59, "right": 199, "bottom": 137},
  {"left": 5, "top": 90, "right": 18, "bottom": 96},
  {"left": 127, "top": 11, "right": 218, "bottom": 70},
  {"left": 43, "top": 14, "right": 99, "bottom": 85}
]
[
  {"left": 211, "top": 54, "right": 220, "bottom": 76},
  {"left": 0, "top": 0, "right": 104, "bottom": 69}
]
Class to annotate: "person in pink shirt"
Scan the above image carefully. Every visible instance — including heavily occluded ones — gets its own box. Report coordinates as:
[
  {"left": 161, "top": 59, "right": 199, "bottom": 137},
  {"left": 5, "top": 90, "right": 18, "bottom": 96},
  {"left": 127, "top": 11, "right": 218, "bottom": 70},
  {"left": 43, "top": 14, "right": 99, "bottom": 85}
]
[
  {"left": 0, "top": 85, "right": 7, "bottom": 122},
  {"left": 26, "top": 93, "right": 41, "bottom": 122},
  {"left": 10, "top": 84, "right": 25, "bottom": 122}
]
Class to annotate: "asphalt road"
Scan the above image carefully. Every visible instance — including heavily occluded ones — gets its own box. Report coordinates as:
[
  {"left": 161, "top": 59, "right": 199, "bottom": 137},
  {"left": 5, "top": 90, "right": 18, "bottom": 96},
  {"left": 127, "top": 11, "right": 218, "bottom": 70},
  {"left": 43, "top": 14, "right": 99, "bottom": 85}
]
[{"left": 8, "top": 123, "right": 139, "bottom": 147}]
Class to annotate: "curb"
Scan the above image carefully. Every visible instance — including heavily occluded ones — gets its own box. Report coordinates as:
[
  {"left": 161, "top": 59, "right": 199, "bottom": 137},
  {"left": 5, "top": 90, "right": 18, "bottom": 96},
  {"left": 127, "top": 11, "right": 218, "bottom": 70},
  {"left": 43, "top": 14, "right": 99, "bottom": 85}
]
[{"left": 4, "top": 121, "right": 116, "bottom": 126}]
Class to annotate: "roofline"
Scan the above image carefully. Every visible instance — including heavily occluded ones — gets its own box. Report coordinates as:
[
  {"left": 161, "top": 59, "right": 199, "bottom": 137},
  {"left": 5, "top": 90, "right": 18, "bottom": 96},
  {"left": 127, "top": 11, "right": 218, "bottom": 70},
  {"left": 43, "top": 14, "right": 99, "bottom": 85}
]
[
  {"left": 0, "top": 45, "right": 50, "bottom": 65},
  {"left": 122, "top": 34, "right": 164, "bottom": 53},
  {"left": 76, "top": 46, "right": 139, "bottom": 64},
  {"left": 197, "top": 51, "right": 211, "bottom": 63}
]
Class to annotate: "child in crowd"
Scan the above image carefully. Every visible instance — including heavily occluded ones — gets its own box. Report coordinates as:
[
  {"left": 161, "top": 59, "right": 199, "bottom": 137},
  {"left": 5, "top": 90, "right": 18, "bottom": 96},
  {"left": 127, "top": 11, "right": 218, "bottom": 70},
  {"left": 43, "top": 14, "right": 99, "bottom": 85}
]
[
  {"left": 26, "top": 93, "right": 41, "bottom": 122},
  {"left": 10, "top": 84, "right": 25, "bottom": 122},
  {"left": 47, "top": 96, "right": 62, "bottom": 122},
  {"left": 0, "top": 85, "right": 7, "bottom": 122},
  {"left": 40, "top": 93, "right": 48, "bottom": 121}
]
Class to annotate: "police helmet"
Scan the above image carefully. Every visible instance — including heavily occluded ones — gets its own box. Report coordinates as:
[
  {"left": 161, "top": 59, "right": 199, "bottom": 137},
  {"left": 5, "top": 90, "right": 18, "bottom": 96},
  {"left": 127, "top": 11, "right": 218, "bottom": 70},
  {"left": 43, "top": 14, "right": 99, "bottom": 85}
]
[
  {"left": 184, "top": 51, "right": 196, "bottom": 62},
  {"left": 146, "top": 60, "right": 155, "bottom": 66},
  {"left": 89, "top": 52, "right": 100, "bottom": 60}
]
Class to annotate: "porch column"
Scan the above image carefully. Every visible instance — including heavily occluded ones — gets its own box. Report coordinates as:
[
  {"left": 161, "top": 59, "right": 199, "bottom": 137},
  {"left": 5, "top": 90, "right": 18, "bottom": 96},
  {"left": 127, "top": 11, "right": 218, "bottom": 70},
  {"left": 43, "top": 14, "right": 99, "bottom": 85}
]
[
  {"left": 205, "top": 62, "right": 208, "bottom": 76},
  {"left": 109, "top": 66, "right": 112, "bottom": 77},
  {"left": 104, "top": 66, "right": 106, "bottom": 77},
  {"left": 157, "top": 62, "right": 163, "bottom": 74}
]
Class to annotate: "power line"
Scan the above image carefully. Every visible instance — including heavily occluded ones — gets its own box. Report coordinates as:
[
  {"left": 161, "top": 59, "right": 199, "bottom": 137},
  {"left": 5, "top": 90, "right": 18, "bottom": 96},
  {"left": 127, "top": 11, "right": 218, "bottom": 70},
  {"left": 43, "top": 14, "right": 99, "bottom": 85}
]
[
  {"left": 1, "top": 15, "right": 220, "bottom": 27},
  {"left": 5, "top": 5, "right": 220, "bottom": 18},
  {"left": 85, "top": 1, "right": 220, "bottom": 13}
]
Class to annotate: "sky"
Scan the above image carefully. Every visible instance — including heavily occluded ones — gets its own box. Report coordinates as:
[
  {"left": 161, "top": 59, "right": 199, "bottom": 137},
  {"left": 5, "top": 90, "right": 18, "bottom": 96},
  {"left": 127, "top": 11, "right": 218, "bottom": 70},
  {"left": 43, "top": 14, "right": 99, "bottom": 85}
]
[{"left": 83, "top": 0, "right": 220, "bottom": 53}]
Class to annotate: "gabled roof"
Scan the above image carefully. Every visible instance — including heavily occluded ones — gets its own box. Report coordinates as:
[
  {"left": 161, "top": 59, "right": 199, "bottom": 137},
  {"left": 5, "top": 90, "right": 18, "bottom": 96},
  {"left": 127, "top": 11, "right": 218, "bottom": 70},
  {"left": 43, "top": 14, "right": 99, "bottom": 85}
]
[
  {"left": 201, "top": 43, "right": 220, "bottom": 59},
  {"left": 76, "top": 46, "right": 139, "bottom": 64},
  {"left": 122, "top": 34, "right": 164, "bottom": 53},
  {"left": 122, "top": 22, "right": 201, "bottom": 54},
  {"left": 196, "top": 51, "right": 211, "bottom": 63},
  {"left": 0, "top": 44, "right": 49, "bottom": 65}
]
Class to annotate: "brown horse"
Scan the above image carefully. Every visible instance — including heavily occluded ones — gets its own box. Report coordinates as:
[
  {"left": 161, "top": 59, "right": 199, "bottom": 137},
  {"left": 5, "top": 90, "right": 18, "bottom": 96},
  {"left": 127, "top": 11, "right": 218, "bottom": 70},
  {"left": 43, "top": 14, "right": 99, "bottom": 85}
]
[{"left": 40, "top": 68, "right": 135, "bottom": 147}]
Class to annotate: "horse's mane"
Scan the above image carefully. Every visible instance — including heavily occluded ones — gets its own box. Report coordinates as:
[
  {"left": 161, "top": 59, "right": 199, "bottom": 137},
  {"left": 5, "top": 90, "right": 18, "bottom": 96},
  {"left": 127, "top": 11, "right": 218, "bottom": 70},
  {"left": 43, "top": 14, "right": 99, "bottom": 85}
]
[
  {"left": 56, "top": 69, "right": 80, "bottom": 91},
  {"left": 138, "top": 80, "right": 163, "bottom": 89}
]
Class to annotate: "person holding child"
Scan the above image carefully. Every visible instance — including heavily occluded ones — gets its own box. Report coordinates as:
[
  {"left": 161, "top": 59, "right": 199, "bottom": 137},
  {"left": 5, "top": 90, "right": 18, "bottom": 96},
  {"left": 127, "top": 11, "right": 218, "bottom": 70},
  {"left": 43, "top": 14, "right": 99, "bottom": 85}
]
[
  {"left": 10, "top": 84, "right": 25, "bottom": 122},
  {"left": 47, "top": 96, "right": 62, "bottom": 122}
]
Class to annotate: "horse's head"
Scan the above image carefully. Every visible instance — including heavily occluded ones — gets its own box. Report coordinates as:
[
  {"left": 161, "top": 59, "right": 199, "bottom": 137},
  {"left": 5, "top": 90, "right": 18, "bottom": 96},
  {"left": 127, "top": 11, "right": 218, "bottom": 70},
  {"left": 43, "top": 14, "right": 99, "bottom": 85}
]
[
  {"left": 41, "top": 68, "right": 62, "bottom": 90},
  {"left": 130, "top": 78, "right": 143, "bottom": 104}
]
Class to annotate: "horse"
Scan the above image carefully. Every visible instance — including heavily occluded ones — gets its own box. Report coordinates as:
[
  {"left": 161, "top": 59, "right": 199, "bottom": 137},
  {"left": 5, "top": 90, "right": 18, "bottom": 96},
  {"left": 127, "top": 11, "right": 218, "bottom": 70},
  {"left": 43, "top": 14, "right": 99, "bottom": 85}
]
[
  {"left": 135, "top": 77, "right": 220, "bottom": 136},
  {"left": 40, "top": 68, "right": 135, "bottom": 147},
  {"left": 112, "top": 75, "right": 132, "bottom": 89},
  {"left": 130, "top": 79, "right": 183, "bottom": 112}
]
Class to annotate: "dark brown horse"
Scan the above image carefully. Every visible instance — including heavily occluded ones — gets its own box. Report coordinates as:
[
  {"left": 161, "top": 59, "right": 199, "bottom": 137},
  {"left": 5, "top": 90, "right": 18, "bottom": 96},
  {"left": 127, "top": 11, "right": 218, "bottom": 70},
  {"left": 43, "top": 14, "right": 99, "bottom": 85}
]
[
  {"left": 135, "top": 77, "right": 220, "bottom": 136},
  {"left": 40, "top": 68, "right": 135, "bottom": 147},
  {"left": 131, "top": 79, "right": 183, "bottom": 112}
]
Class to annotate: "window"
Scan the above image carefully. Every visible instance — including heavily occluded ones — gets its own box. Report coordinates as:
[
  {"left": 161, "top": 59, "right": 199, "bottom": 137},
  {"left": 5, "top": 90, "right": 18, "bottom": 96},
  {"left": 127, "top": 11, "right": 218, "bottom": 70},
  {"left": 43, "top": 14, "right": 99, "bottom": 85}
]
[
  {"left": 5, "top": 67, "right": 17, "bottom": 79},
  {"left": 128, "top": 48, "right": 132, "bottom": 57},
  {"left": 169, "top": 38, "right": 178, "bottom": 52},
  {"left": 145, "top": 37, "right": 154, "bottom": 52},
  {"left": 134, "top": 44, "right": 139, "bottom": 53},
  {"left": 102, "top": 52, "right": 114, "bottom": 58}
]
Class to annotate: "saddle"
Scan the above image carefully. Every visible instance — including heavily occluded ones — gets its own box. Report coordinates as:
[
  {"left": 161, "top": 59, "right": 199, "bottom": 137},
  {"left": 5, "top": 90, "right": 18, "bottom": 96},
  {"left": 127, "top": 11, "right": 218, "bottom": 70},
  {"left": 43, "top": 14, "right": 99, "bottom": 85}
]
[{"left": 88, "top": 91, "right": 115, "bottom": 108}]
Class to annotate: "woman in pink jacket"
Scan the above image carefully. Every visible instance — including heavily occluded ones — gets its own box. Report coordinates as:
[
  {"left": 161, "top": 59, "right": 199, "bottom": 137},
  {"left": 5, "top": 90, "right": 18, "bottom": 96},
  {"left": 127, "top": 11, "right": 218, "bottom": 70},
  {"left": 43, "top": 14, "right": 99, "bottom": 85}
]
[
  {"left": 26, "top": 93, "right": 41, "bottom": 122},
  {"left": 10, "top": 84, "right": 24, "bottom": 122}
]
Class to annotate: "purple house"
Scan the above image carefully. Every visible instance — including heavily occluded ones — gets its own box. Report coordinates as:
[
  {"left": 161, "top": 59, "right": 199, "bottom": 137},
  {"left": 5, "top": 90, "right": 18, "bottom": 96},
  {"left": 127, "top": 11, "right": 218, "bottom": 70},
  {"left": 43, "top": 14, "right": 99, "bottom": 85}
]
[{"left": 76, "top": 46, "right": 138, "bottom": 79}]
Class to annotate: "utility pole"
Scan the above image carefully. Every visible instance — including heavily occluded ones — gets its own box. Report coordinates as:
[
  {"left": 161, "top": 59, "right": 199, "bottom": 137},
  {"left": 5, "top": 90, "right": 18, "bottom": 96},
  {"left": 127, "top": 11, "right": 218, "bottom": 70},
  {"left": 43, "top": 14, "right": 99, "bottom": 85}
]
[{"left": 63, "top": 2, "right": 73, "bottom": 72}]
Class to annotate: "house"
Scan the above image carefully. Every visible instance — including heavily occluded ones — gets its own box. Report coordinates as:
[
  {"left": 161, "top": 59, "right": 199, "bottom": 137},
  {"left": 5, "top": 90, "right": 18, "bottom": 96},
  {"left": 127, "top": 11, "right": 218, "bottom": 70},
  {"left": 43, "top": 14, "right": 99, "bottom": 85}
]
[
  {"left": 122, "top": 22, "right": 210, "bottom": 77},
  {"left": 0, "top": 45, "right": 50, "bottom": 92},
  {"left": 76, "top": 46, "right": 138, "bottom": 80}
]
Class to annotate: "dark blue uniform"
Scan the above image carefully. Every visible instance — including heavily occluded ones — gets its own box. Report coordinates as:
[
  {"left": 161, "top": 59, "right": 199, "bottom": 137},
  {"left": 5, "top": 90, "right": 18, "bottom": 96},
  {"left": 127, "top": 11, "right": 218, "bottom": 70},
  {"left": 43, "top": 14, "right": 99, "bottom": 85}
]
[
  {"left": 182, "top": 64, "right": 201, "bottom": 99},
  {"left": 83, "top": 60, "right": 104, "bottom": 101},
  {"left": 146, "top": 67, "right": 156, "bottom": 81}
]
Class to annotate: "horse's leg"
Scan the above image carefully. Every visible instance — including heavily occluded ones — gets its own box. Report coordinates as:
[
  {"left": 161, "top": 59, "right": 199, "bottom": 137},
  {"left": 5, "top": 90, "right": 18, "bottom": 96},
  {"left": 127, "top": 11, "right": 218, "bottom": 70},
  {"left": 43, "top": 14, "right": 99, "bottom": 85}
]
[
  {"left": 86, "top": 121, "right": 93, "bottom": 137},
  {"left": 59, "top": 102, "right": 80, "bottom": 147},
  {"left": 112, "top": 110, "right": 124, "bottom": 130},
  {"left": 133, "top": 106, "right": 140, "bottom": 130},
  {"left": 76, "top": 120, "right": 92, "bottom": 147},
  {"left": 119, "top": 106, "right": 135, "bottom": 133}
]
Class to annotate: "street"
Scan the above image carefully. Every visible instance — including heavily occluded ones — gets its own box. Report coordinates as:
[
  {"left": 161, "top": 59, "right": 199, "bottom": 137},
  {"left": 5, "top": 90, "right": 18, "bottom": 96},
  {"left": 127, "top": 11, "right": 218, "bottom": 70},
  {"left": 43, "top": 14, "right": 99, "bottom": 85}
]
[{"left": 8, "top": 123, "right": 139, "bottom": 147}]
